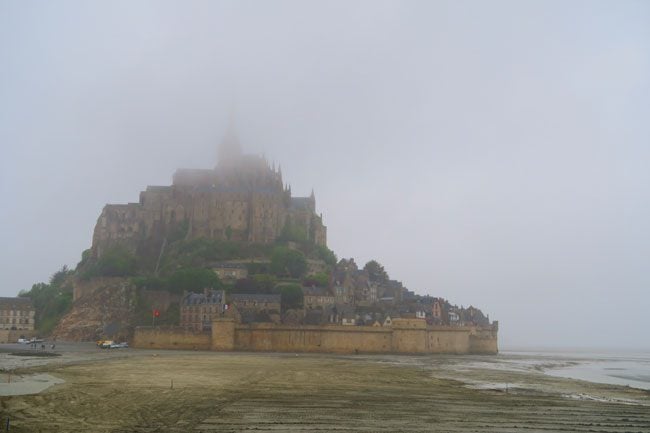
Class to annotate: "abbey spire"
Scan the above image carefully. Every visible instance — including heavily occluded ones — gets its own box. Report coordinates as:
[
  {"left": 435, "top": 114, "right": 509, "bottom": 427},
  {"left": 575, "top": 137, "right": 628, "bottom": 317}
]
[{"left": 217, "top": 113, "right": 242, "bottom": 167}]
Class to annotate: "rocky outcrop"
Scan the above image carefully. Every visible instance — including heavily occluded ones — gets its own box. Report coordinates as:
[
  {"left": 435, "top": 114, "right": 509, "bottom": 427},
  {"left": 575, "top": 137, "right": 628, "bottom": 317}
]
[{"left": 53, "top": 277, "right": 137, "bottom": 341}]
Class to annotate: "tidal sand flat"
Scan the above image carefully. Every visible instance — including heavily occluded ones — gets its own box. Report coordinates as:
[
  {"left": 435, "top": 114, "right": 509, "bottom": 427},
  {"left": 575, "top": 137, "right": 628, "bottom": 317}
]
[{"left": 1, "top": 348, "right": 649, "bottom": 432}]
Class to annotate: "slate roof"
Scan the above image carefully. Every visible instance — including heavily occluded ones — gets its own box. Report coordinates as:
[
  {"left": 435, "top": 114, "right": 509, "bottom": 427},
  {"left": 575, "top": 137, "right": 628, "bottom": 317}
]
[
  {"left": 302, "top": 287, "right": 331, "bottom": 297},
  {"left": 290, "top": 197, "right": 312, "bottom": 210},
  {"left": 0, "top": 297, "right": 33, "bottom": 309},
  {"left": 182, "top": 291, "right": 224, "bottom": 306}
]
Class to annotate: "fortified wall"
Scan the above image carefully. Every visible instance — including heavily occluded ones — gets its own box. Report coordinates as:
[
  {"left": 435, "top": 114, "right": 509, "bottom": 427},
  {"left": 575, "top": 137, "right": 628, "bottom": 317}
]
[{"left": 133, "top": 318, "right": 498, "bottom": 355}]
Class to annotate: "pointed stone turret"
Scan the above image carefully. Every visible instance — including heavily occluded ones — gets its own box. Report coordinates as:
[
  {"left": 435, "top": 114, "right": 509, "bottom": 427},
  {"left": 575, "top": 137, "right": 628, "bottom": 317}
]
[{"left": 309, "top": 188, "right": 316, "bottom": 212}]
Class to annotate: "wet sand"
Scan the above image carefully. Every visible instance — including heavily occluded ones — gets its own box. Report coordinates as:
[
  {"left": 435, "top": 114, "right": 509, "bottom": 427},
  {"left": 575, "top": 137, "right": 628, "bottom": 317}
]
[{"left": 1, "top": 345, "right": 649, "bottom": 432}]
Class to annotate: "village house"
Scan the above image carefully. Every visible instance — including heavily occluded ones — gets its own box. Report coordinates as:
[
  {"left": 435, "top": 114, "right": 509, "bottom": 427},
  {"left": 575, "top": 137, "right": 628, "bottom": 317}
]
[
  {"left": 0, "top": 297, "right": 35, "bottom": 331},
  {"left": 302, "top": 286, "right": 335, "bottom": 308},
  {"left": 180, "top": 289, "right": 226, "bottom": 331},
  {"left": 333, "top": 284, "right": 353, "bottom": 304},
  {"left": 229, "top": 294, "right": 281, "bottom": 313}
]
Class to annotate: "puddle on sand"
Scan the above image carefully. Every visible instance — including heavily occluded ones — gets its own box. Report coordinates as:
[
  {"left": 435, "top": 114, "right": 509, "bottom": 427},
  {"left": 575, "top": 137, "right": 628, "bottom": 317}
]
[{"left": 0, "top": 373, "right": 65, "bottom": 396}]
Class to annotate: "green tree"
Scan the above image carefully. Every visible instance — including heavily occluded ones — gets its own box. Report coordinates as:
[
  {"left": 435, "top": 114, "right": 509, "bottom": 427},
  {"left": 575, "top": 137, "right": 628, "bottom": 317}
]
[
  {"left": 315, "top": 245, "right": 337, "bottom": 266},
  {"left": 279, "top": 283, "right": 304, "bottom": 310},
  {"left": 167, "top": 268, "right": 222, "bottom": 294},
  {"left": 364, "top": 260, "right": 389, "bottom": 283},
  {"left": 49, "top": 265, "right": 71, "bottom": 287},
  {"left": 270, "top": 247, "right": 307, "bottom": 278},
  {"left": 19, "top": 266, "right": 74, "bottom": 335}
]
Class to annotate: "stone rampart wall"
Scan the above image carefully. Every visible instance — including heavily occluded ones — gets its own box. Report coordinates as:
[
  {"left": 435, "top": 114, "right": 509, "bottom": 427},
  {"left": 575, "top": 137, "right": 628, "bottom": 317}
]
[
  {"left": 133, "top": 319, "right": 498, "bottom": 354},
  {"left": 133, "top": 326, "right": 211, "bottom": 350},
  {"left": 234, "top": 323, "right": 393, "bottom": 353}
]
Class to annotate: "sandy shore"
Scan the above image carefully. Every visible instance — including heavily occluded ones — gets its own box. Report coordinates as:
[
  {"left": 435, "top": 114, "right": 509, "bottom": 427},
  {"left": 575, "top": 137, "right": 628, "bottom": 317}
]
[{"left": 1, "top": 344, "right": 649, "bottom": 432}]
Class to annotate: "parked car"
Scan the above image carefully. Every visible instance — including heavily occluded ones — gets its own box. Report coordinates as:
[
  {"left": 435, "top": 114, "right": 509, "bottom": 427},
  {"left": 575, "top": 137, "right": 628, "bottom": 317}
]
[{"left": 109, "top": 342, "right": 129, "bottom": 349}]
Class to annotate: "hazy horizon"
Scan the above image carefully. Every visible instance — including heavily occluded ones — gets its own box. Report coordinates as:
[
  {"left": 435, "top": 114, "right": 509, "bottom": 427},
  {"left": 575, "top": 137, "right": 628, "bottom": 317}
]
[{"left": 1, "top": 0, "right": 649, "bottom": 350}]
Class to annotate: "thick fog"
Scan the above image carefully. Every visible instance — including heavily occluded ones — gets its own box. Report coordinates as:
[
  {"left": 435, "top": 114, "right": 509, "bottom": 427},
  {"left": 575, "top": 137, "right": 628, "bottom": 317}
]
[{"left": 1, "top": 1, "right": 648, "bottom": 350}]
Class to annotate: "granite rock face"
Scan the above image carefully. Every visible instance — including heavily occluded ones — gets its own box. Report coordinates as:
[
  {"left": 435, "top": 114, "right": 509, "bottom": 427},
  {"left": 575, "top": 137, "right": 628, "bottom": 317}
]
[{"left": 53, "top": 277, "right": 137, "bottom": 341}]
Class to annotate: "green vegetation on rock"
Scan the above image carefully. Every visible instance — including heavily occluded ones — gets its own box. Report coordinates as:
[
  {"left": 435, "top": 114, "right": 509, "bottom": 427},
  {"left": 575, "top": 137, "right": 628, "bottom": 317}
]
[
  {"left": 81, "top": 246, "right": 137, "bottom": 279},
  {"left": 18, "top": 266, "right": 74, "bottom": 335},
  {"left": 158, "top": 238, "right": 275, "bottom": 274},
  {"left": 270, "top": 247, "right": 307, "bottom": 278},
  {"left": 314, "top": 245, "right": 337, "bottom": 266},
  {"left": 303, "top": 272, "right": 330, "bottom": 287},
  {"left": 133, "top": 268, "right": 222, "bottom": 294},
  {"left": 278, "top": 218, "right": 309, "bottom": 243}
]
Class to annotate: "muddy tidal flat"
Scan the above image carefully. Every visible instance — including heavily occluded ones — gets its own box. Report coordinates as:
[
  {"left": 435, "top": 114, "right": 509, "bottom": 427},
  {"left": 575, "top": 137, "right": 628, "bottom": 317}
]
[{"left": 1, "top": 344, "right": 649, "bottom": 432}]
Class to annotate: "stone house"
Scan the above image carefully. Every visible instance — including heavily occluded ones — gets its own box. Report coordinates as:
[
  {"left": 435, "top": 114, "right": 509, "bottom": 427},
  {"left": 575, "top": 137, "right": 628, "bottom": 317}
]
[
  {"left": 0, "top": 297, "right": 35, "bottom": 331},
  {"left": 180, "top": 289, "right": 226, "bottom": 331},
  {"left": 302, "top": 286, "right": 335, "bottom": 308},
  {"left": 333, "top": 284, "right": 353, "bottom": 304},
  {"left": 229, "top": 294, "right": 281, "bottom": 313}
]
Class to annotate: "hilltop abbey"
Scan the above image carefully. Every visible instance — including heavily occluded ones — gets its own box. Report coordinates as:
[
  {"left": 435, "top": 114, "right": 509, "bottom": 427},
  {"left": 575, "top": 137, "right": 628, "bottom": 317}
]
[{"left": 91, "top": 125, "right": 327, "bottom": 258}]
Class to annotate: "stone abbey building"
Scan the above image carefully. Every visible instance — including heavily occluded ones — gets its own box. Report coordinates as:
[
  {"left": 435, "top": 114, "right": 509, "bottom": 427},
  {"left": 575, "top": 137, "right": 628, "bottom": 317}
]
[{"left": 91, "top": 125, "right": 327, "bottom": 258}]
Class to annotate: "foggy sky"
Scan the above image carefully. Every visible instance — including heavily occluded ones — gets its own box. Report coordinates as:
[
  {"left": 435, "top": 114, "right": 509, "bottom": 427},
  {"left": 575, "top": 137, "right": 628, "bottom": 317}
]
[{"left": 1, "top": 1, "right": 649, "bottom": 350}]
